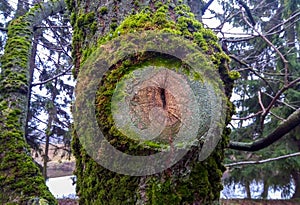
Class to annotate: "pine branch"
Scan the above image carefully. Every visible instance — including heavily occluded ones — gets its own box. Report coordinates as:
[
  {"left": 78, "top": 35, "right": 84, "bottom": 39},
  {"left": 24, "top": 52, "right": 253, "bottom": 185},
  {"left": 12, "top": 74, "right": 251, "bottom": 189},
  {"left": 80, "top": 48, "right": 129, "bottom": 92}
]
[
  {"left": 225, "top": 152, "right": 300, "bottom": 167},
  {"left": 229, "top": 108, "right": 300, "bottom": 151}
]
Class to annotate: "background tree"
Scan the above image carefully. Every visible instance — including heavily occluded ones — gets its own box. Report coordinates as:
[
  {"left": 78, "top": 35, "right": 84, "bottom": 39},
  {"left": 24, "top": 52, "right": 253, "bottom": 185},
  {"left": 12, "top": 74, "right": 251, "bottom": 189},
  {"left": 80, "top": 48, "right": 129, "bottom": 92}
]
[
  {"left": 0, "top": 0, "right": 70, "bottom": 203},
  {"left": 202, "top": 0, "right": 300, "bottom": 199},
  {"left": 0, "top": 0, "right": 73, "bottom": 180},
  {"left": 26, "top": 11, "right": 73, "bottom": 179}
]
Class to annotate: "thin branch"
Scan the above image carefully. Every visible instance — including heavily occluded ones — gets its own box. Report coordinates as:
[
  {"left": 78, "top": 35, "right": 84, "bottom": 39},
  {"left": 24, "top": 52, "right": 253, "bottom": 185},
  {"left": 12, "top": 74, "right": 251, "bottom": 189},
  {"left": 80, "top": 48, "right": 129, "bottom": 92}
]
[
  {"left": 31, "top": 65, "right": 72, "bottom": 86},
  {"left": 231, "top": 111, "right": 262, "bottom": 120},
  {"left": 201, "top": 0, "right": 214, "bottom": 15},
  {"left": 34, "top": 25, "right": 71, "bottom": 29},
  {"left": 269, "top": 111, "right": 285, "bottom": 121},
  {"left": 0, "top": 27, "right": 8, "bottom": 32},
  {"left": 264, "top": 92, "right": 297, "bottom": 111},
  {"left": 263, "top": 77, "right": 300, "bottom": 118},
  {"left": 222, "top": 10, "right": 300, "bottom": 43},
  {"left": 229, "top": 55, "right": 274, "bottom": 92},
  {"left": 258, "top": 91, "right": 266, "bottom": 113},
  {"left": 266, "top": 10, "right": 300, "bottom": 35},
  {"left": 237, "top": 0, "right": 256, "bottom": 26},
  {"left": 241, "top": 8, "right": 289, "bottom": 86},
  {"left": 225, "top": 152, "right": 300, "bottom": 167},
  {"left": 229, "top": 108, "right": 300, "bottom": 151}
]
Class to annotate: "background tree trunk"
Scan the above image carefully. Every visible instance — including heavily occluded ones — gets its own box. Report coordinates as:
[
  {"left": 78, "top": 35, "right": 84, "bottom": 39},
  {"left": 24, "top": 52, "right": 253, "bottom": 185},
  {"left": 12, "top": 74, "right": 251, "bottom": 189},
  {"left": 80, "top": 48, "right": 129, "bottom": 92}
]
[
  {"left": 0, "top": 0, "right": 65, "bottom": 204},
  {"left": 69, "top": 0, "right": 235, "bottom": 204}
]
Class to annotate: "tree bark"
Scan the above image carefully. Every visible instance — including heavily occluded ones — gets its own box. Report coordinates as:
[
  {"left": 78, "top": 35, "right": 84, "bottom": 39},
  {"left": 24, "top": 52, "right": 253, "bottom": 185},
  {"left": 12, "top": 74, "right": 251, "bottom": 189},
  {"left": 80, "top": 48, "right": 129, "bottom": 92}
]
[
  {"left": 261, "top": 180, "right": 268, "bottom": 199},
  {"left": 245, "top": 181, "right": 252, "bottom": 199},
  {"left": 69, "top": 0, "right": 234, "bottom": 204},
  {"left": 0, "top": 1, "right": 65, "bottom": 204}
]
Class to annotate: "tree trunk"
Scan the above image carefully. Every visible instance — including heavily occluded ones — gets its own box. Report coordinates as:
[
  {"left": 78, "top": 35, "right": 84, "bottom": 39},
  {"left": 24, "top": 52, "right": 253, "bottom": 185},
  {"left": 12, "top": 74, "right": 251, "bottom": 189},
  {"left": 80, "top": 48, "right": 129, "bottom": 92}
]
[
  {"left": 0, "top": 1, "right": 65, "bottom": 204},
  {"left": 245, "top": 181, "right": 252, "bottom": 199},
  {"left": 69, "top": 0, "right": 235, "bottom": 204},
  {"left": 261, "top": 180, "right": 269, "bottom": 199},
  {"left": 292, "top": 171, "right": 300, "bottom": 199}
]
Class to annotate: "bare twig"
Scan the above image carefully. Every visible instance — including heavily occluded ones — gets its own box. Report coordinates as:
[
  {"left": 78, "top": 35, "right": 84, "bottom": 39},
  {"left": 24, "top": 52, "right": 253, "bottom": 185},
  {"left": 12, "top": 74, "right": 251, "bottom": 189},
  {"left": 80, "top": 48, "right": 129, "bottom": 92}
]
[
  {"left": 269, "top": 111, "right": 285, "bottom": 121},
  {"left": 229, "top": 55, "right": 274, "bottom": 92},
  {"left": 258, "top": 91, "right": 266, "bottom": 113},
  {"left": 0, "top": 27, "right": 8, "bottom": 32},
  {"left": 231, "top": 111, "right": 263, "bottom": 120},
  {"left": 201, "top": 0, "right": 215, "bottom": 15},
  {"left": 264, "top": 92, "right": 297, "bottom": 111},
  {"left": 263, "top": 77, "right": 300, "bottom": 117},
  {"left": 225, "top": 152, "right": 300, "bottom": 167},
  {"left": 266, "top": 10, "right": 300, "bottom": 35},
  {"left": 241, "top": 8, "right": 289, "bottom": 86},
  {"left": 31, "top": 65, "right": 72, "bottom": 86}
]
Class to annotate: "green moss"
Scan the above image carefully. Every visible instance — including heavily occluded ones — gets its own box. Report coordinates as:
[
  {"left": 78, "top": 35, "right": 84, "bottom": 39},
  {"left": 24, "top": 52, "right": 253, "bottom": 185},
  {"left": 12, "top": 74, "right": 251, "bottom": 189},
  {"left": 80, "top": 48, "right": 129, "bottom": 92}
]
[
  {"left": 70, "top": 12, "right": 76, "bottom": 26},
  {"left": 99, "top": 6, "right": 108, "bottom": 15},
  {"left": 133, "top": 0, "right": 139, "bottom": 7},
  {"left": 110, "top": 22, "right": 118, "bottom": 31},
  {"left": 229, "top": 70, "right": 241, "bottom": 80}
]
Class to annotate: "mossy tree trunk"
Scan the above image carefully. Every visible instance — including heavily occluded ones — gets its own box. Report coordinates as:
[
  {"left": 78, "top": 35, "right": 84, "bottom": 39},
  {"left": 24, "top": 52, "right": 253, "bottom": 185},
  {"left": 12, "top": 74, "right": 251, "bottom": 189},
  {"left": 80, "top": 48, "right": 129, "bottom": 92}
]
[
  {"left": 69, "top": 0, "right": 236, "bottom": 204},
  {"left": 0, "top": 1, "right": 65, "bottom": 204}
]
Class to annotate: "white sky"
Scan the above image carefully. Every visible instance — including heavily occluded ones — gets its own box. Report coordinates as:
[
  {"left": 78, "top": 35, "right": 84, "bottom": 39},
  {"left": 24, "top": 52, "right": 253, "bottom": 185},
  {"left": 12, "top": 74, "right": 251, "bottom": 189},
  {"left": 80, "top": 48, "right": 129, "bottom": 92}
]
[{"left": 46, "top": 176, "right": 76, "bottom": 198}]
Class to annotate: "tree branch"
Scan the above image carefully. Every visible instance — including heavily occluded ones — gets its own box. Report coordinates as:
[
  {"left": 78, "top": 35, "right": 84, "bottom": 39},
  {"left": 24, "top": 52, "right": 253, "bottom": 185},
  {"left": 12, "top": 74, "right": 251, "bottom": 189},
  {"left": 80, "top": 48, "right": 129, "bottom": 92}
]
[
  {"left": 225, "top": 152, "right": 300, "bottom": 167},
  {"left": 263, "top": 77, "right": 300, "bottom": 119},
  {"left": 264, "top": 92, "right": 298, "bottom": 111},
  {"left": 231, "top": 111, "right": 263, "bottom": 121},
  {"left": 31, "top": 65, "right": 72, "bottom": 86},
  {"left": 266, "top": 10, "right": 300, "bottom": 35},
  {"left": 229, "top": 108, "right": 300, "bottom": 151},
  {"left": 258, "top": 91, "right": 266, "bottom": 113},
  {"left": 0, "top": 0, "right": 66, "bottom": 203},
  {"left": 0, "top": 27, "right": 8, "bottom": 32},
  {"left": 237, "top": 0, "right": 256, "bottom": 26},
  {"left": 229, "top": 54, "right": 275, "bottom": 93},
  {"left": 201, "top": 0, "right": 214, "bottom": 15},
  {"left": 241, "top": 8, "right": 289, "bottom": 86}
]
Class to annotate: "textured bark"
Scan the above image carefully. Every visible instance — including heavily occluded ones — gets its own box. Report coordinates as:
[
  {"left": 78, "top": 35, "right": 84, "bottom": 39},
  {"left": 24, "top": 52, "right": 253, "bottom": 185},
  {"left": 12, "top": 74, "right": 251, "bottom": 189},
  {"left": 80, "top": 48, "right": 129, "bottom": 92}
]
[
  {"left": 0, "top": 0, "right": 65, "bottom": 204},
  {"left": 69, "top": 0, "right": 234, "bottom": 204}
]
